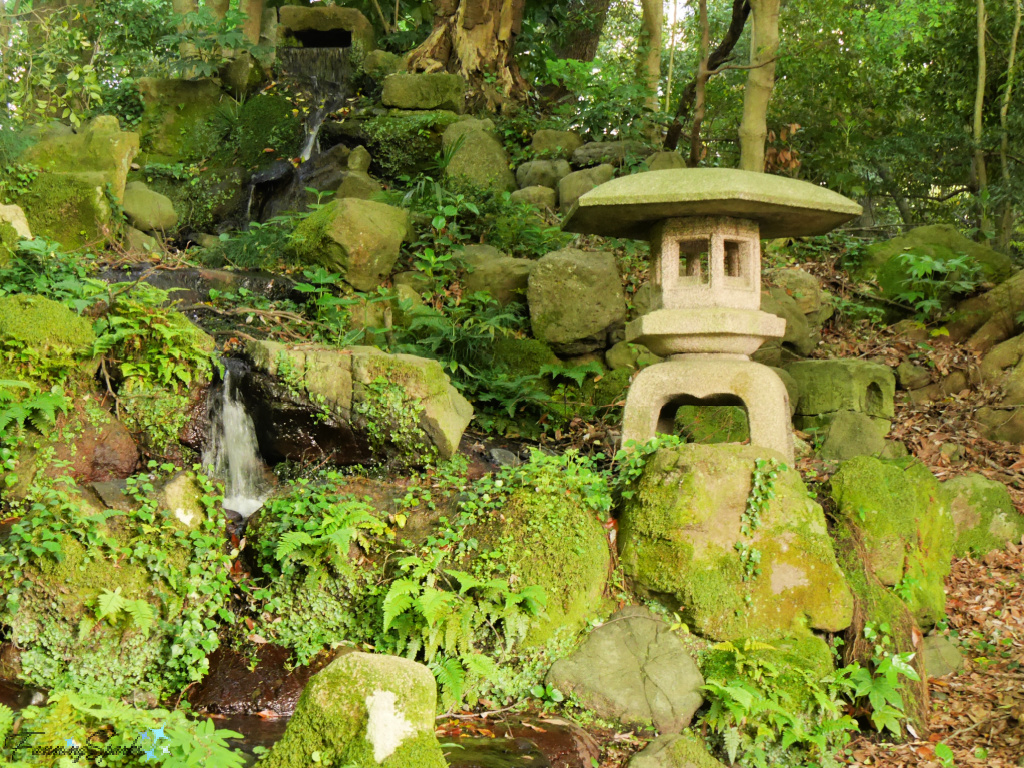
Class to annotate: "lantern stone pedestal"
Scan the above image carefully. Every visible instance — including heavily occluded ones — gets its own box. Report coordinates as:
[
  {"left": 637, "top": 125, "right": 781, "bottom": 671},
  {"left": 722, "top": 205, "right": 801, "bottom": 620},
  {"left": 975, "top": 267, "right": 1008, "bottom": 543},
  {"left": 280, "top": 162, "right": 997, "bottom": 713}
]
[{"left": 563, "top": 168, "right": 862, "bottom": 461}]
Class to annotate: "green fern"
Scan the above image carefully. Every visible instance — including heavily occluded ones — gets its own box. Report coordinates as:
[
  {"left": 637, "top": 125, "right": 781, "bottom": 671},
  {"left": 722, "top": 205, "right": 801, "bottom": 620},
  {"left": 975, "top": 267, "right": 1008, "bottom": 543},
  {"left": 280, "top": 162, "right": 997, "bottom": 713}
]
[{"left": 0, "top": 380, "right": 69, "bottom": 440}]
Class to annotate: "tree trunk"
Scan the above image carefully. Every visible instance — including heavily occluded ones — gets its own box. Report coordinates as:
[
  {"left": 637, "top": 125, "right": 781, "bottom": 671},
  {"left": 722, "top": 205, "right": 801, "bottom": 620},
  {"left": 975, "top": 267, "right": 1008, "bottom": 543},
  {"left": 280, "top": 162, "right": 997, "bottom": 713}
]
[
  {"left": 738, "top": 0, "right": 780, "bottom": 172},
  {"left": 997, "top": 0, "right": 1021, "bottom": 251},
  {"left": 205, "top": 0, "right": 229, "bottom": 22},
  {"left": 638, "top": 0, "right": 663, "bottom": 111},
  {"left": 407, "top": 0, "right": 527, "bottom": 111},
  {"left": 551, "top": 0, "right": 612, "bottom": 62},
  {"left": 689, "top": 0, "right": 711, "bottom": 166},
  {"left": 974, "top": 0, "right": 990, "bottom": 239},
  {"left": 877, "top": 164, "right": 913, "bottom": 226},
  {"left": 664, "top": 0, "right": 750, "bottom": 151},
  {"left": 239, "top": 0, "right": 264, "bottom": 44}
]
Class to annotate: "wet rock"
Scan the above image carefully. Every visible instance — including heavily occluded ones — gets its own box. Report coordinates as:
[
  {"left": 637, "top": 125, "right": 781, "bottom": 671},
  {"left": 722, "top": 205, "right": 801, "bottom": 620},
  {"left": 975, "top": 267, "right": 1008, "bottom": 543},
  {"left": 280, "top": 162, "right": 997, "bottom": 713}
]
[
  {"left": 241, "top": 341, "right": 473, "bottom": 464},
  {"left": 546, "top": 606, "right": 704, "bottom": 732},
  {"left": 189, "top": 644, "right": 342, "bottom": 716}
]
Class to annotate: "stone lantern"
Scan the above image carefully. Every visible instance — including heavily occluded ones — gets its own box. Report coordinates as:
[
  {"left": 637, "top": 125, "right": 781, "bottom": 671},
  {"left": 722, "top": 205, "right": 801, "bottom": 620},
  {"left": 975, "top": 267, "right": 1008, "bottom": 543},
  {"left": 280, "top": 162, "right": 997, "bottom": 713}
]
[{"left": 563, "top": 168, "right": 862, "bottom": 461}]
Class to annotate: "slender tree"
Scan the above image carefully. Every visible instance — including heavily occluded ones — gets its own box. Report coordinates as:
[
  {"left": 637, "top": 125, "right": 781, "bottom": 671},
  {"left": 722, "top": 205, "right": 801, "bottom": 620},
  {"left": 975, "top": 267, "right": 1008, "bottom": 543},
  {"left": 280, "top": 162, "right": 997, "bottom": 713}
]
[
  {"left": 997, "top": 0, "right": 1020, "bottom": 249},
  {"left": 638, "top": 0, "right": 663, "bottom": 111},
  {"left": 974, "top": 0, "right": 991, "bottom": 238},
  {"left": 738, "top": 0, "right": 780, "bottom": 171},
  {"left": 663, "top": 0, "right": 750, "bottom": 151}
]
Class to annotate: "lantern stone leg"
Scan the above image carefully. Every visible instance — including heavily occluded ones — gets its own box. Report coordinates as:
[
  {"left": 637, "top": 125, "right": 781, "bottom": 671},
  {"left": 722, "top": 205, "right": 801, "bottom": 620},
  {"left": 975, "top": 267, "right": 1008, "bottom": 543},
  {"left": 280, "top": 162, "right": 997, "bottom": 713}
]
[{"left": 620, "top": 358, "right": 794, "bottom": 462}]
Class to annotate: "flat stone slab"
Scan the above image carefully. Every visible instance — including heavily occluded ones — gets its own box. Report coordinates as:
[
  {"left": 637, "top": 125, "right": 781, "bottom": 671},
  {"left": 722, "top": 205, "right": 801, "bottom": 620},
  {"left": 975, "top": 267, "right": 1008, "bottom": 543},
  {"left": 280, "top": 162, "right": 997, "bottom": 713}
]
[
  {"left": 562, "top": 168, "right": 862, "bottom": 239},
  {"left": 546, "top": 606, "right": 704, "bottom": 733}
]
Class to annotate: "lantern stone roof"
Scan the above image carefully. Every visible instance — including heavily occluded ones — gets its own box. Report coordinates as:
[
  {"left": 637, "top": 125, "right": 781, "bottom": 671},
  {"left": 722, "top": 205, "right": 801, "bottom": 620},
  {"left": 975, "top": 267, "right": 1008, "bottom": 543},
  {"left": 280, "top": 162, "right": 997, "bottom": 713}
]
[{"left": 562, "top": 168, "right": 863, "bottom": 240}]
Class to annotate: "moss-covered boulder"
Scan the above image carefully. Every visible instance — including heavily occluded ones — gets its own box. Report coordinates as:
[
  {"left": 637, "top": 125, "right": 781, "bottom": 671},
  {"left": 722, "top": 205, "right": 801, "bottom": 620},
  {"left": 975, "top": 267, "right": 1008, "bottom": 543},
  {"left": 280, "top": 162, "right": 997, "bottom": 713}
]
[
  {"left": 259, "top": 652, "right": 446, "bottom": 768},
  {"left": 291, "top": 198, "right": 409, "bottom": 291},
  {"left": 812, "top": 410, "right": 887, "bottom": 461},
  {"left": 629, "top": 732, "right": 727, "bottom": 768},
  {"left": 864, "top": 224, "right": 1015, "bottom": 305},
  {"left": 234, "top": 93, "right": 304, "bottom": 168},
  {"left": 359, "top": 110, "right": 463, "bottom": 179},
  {"left": 469, "top": 468, "right": 611, "bottom": 645},
  {"left": 13, "top": 170, "right": 111, "bottom": 248},
  {"left": 0, "top": 473, "right": 225, "bottom": 697},
  {"left": 943, "top": 473, "right": 1024, "bottom": 556},
  {"left": 22, "top": 115, "right": 139, "bottom": 203},
  {"left": 242, "top": 341, "right": 473, "bottom": 463},
  {"left": 462, "top": 246, "right": 533, "bottom": 305},
  {"left": 137, "top": 77, "right": 224, "bottom": 161},
  {"left": 122, "top": 181, "right": 178, "bottom": 232},
  {"left": 531, "top": 129, "right": 583, "bottom": 160},
  {"left": 760, "top": 286, "right": 815, "bottom": 358},
  {"left": 516, "top": 159, "right": 572, "bottom": 190},
  {"left": 830, "top": 456, "right": 954, "bottom": 627},
  {"left": 527, "top": 248, "right": 627, "bottom": 355},
  {"left": 381, "top": 73, "right": 467, "bottom": 113},
  {"left": 488, "top": 336, "right": 561, "bottom": 379},
  {"left": 558, "top": 164, "right": 614, "bottom": 212},
  {"left": 0, "top": 294, "right": 96, "bottom": 382},
  {"left": 618, "top": 444, "right": 853, "bottom": 641}
]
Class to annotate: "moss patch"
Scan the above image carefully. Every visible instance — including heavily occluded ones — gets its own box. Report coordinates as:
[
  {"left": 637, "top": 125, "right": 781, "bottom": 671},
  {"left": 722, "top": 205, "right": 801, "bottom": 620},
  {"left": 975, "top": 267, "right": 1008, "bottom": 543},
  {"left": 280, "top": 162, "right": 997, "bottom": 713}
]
[
  {"left": 0, "top": 294, "right": 96, "bottom": 383},
  {"left": 674, "top": 405, "right": 750, "bottom": 444},
  {"left": 12, "top": 171, "right": 109, "bottom": 248},
  {"left": 830, "top": 456, "right": 954, "bottom": 628},
  {"left": 362, "top": 110, "right": 463, "bottom": 180},
  {"left": 234, "top": 94, "right": 304, "bottom": 168},
  {"left": 943, "top": 473, "right": 1024, "bottom": 556}
]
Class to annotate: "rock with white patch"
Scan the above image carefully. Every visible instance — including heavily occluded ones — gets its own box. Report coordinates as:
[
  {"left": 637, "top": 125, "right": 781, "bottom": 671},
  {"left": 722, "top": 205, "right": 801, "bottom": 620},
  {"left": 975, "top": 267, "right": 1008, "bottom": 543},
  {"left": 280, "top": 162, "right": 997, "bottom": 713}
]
[{"left": 259, "top": 652, "right": 446, "bottom": 768}]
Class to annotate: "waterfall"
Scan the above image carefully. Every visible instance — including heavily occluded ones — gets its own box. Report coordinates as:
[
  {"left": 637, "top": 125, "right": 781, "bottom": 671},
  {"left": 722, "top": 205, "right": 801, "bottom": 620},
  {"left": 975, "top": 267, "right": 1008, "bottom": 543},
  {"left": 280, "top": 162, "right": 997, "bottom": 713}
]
[
  {"left": 278, "top": 47, "right": 350, "bottom": 162},
  {"left": 203, "top": 363, "right": 267, "bottom": 519}
]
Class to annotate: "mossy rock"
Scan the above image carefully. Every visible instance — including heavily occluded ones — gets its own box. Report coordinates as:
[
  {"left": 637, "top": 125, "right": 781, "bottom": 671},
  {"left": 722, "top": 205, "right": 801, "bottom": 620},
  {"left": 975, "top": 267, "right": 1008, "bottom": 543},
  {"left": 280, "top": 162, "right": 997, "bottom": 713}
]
[
  {"left": 360, "top": 110, "right": 463, "bottom": 180},
  {"left": 259, "top": 652, "right": 446, "bottom": 768},
  {"left": 864, "top": 224, "right": 1015, "bottom": 306},
  {"left": 12, "top": 171, "right": 110, "bottom": 249},
  {"left": 674, "top": 405, "right": 749, "bottom": 444},
  {"left": 469, "top": 483, "right": 611, "bottom": 646},
  {"left": 699, "top": 633, "right": 834, "bottom": 712},
  {"left": 137, "top": 77, "right": 225, "bottom": 161},
  {"left": 830, "top": 456, "right": 954, "bottom": 628},
  {"left": 234, "top": 93, "right": 304, "bottom": 168},
  {"left": 488, "top": 336, "right": 561, "bottom": 379},
  {"left": 618, "top": 444, "right": 853, "bottom": 641},
  {"left": 0, "top": 220, "right": 19, "bottom": 266},
  {"left": 943, "top": 473, "right": 1024, "bottom": 556},
  {"left": 0, "top": 476, "right": 215, "bottom": 697},
  {"left": 0, "top": 294, "right": 96, "bottom": 383}
]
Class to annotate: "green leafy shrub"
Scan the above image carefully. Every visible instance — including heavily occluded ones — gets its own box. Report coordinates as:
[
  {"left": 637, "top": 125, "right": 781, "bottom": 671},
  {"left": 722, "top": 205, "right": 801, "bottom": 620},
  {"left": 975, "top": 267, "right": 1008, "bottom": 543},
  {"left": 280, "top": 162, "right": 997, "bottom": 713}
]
[
  {"left": 892, "top": 250, "right": 982, "bottom": 321},
  {"left": 0, "top": 690, "right": 244, "bottom": 768}
]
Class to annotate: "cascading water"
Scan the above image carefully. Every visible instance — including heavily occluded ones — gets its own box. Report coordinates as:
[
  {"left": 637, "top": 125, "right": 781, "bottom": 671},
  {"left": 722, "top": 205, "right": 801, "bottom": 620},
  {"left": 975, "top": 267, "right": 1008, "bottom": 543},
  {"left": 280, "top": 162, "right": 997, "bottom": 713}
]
[
  {"left": 203, "top": 362, "right": 267, "bottom": 518},
  {"left": 278, "top": 47, "right": 350, "bottom": 161}
]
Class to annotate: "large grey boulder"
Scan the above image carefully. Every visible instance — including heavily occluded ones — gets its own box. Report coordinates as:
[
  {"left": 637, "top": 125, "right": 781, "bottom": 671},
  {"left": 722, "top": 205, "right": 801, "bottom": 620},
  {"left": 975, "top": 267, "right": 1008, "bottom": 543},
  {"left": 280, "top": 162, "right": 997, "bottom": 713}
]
[
  {"left": 629, "top": 733, "right": 727, "bottom": 768},
  {"left": 546, "top": 606, "right": 704, "bottom": 733},
  {"left": 558, "top": 164, "right": 614, "bottom": 212},
  {"left": 618, "top": 444, "right": 853, "bottom": 641},
  {"left": 516, "top": 159, "right": 571, "bottom": 190},
  {"left": 123, "top": 181, "right": 178, "bottom": 232},
  {"left": 531, "top": 129, "right": 582, "bottom": 159},
  {"left": 572, "top": 140, "right": 647, "bottom": 168},
  {"left": 382, "top": 72, "right": 467, "bottom": 113},
  {"left": 291, "top": 198, "right": 409, "bottom": 291},
  {"left": 527, "top": 248, "right": 626, "bottom": 355},
  {"left": 442, "top": 124, "right": 516, "bottom": 193},
  {"left": 258, "top": 652, "right": 446, "bottom": 768}
]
